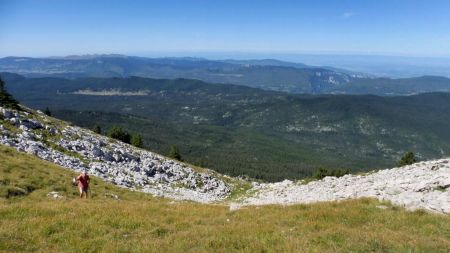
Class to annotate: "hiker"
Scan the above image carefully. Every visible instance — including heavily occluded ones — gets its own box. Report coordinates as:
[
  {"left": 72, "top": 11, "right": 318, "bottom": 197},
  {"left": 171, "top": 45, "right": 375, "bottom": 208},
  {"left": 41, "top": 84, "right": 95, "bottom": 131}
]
[{"left": 76, "top": 171, "right": 90, "bottom": 199}]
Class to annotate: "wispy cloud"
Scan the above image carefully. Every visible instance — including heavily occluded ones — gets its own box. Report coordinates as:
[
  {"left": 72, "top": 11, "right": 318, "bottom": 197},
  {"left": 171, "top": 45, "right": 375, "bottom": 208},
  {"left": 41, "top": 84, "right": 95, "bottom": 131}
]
[{"left": 342, "top": 11, "right": 355, "bottom": 19}]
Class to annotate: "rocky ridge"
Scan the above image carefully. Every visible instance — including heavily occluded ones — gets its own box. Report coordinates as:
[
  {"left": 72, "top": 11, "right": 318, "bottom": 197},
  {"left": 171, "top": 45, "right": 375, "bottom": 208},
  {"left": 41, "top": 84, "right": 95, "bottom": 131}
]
[
  {"left": 241, "top": 161, "right": 450, "bottom": 214},
  {"left": 0, "top": 106, "right": 231, "bottom": 203}
]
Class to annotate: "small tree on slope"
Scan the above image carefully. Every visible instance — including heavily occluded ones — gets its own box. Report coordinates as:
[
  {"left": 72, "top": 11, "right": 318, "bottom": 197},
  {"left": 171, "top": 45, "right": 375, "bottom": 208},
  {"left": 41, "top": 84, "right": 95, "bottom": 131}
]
[
  {"left": 44, "top": 107, "right": 52, "bottom": 116},
  {"left": 131, "top": 134, "right": 144, "bottom": 148},
  {"left": 168, "top": 145, "right": 182, "bottom": 161},
  {"left": 0, "top": 78, "right": 20, "bottom": 110},
  {"left": 108, "top": 126, "right": 131, "bottom": 144},
  {"left": 397, "top": 151, "right": 417, "bottom": 167},
  {"left": 93, "top": 124, "right": 102, "bottom": 134}
]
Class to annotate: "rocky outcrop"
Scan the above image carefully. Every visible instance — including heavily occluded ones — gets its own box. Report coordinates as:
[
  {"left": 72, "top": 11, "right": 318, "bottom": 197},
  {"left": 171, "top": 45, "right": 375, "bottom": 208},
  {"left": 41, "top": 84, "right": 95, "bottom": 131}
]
[
  {"left": 0, "top": 106, "right": 231, "bottom": 203},
  {"left": 242, "top": 161, "right": 450, "bottom": 214}
]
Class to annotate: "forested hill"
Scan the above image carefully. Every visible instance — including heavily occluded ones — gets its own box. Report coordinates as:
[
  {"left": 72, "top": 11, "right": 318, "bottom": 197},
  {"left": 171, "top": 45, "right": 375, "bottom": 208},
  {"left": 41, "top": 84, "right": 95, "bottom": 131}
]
[{"left": 3, "top": 73, "right": 450, "bottom": 181}]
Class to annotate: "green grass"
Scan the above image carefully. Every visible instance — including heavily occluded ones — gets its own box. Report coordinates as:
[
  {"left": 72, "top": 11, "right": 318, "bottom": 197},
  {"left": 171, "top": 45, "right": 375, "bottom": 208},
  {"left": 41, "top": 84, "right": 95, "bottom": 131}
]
[
  {"left": 1, "top": 144, "right": 450, "bottom": 252},
  {"left": 225, "top": 179, "right": 253, "bottom": 202}
]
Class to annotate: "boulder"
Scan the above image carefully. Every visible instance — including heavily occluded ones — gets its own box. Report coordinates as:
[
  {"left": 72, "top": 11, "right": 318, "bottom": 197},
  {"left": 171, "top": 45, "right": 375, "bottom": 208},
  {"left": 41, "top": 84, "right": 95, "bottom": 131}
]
[
  {"left": 1, "top": 108, "right": 13, "bottom": 119},
  {"left": 92, "top": 147, "right": 104, "bottom": 158},
  {"left": 47, "top": 191, "right": 63, "bottom": 199},
  {"left": 24, "top": 142, "right": 45, "bottom": 155},
  {"left": 105, "top": 193, "right": 121, "bottom": 200},
  {"left": 20, "top": 119, "right": 43, "bottom": 129}
]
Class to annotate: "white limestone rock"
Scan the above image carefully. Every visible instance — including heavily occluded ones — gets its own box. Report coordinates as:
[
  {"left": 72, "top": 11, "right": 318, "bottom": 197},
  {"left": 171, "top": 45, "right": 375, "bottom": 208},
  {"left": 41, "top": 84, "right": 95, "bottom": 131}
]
[
  {"left": 0, "top": 107, "right": 231, "bottom": 203},
  {"left": 241, "top": 160, "right": 450, "bottom": 214}
]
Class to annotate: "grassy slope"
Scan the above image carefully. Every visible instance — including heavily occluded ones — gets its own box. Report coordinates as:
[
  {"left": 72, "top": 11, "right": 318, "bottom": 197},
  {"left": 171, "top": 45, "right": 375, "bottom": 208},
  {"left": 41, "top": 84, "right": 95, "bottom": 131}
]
[{"left": 1, "top": 145, "right": 450, "bottom": 252}]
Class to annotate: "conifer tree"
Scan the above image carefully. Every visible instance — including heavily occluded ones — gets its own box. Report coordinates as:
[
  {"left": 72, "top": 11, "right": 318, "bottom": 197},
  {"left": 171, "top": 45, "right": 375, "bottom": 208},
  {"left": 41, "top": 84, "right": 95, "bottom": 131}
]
[
  {"left": 398, "top": 151, "right": 417, "bottom": 166},
  {"left": 0, "top": 78, "right": 20, "bottom": 110},
  {"left": 168, "top": 145, "right": 182, "bottom": 161},
  {"left": 44, "top": 107, "right": 52, "bottom": 116},
  {"left": 108, "top": 126, "right": 131, "bottom": 144},
  {"left": 93, "top": 124, "right": 102, "bottom": 134}
]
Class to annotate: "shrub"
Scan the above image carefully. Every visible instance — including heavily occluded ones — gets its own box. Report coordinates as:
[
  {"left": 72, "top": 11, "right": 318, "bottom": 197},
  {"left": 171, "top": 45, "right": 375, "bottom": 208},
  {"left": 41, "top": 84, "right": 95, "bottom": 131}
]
[
  {"left": 168, "top": 145, "right": 182, "bottom": 161},
  {"left": 314, "top": 168, "right": 350, "bottom": 180},
  {"left": 131, "top": 134, "right": 143, "bottom": 148},
  {"left": 397, "top": 151, "right": 417, "bottom": 167},
  {"left": 108, "top": 126, "right": 131, "bottom": 144},
  {"left": 0, "top": 186, "right": 28, "bottom": 198}
]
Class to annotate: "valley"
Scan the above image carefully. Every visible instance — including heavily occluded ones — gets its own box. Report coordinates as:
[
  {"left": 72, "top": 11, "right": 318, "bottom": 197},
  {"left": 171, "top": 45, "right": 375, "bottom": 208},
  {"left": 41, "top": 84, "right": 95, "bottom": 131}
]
[{"left": 3, "top": 73, "right": 450, "bottom": 181}]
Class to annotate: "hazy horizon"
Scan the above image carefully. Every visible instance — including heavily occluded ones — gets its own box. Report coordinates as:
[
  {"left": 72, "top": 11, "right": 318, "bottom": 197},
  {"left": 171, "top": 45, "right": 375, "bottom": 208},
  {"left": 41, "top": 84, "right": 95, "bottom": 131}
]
[{"left": 3, "top": 51, "right": 450, "bottom": 78}]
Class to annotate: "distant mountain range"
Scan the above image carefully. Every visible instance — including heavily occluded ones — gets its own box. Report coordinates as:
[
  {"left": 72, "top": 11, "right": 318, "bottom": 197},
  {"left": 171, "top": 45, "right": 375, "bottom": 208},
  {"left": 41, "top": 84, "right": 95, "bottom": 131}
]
[
  {"left": 2, "top": 55, "right": 450, "bottom": 95},
  {"left": 0, "top": 55, "right": 370, "bottom": 93},
  {"left": 3, "top": 72, "right": 450, "bottom": 181}
]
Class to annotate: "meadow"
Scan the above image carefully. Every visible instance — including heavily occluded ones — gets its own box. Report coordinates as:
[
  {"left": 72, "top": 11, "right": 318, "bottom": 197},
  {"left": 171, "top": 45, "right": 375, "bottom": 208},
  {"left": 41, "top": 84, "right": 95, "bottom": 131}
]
[{"left": 1, "top": 145, "right": 450, "bottom": 252}]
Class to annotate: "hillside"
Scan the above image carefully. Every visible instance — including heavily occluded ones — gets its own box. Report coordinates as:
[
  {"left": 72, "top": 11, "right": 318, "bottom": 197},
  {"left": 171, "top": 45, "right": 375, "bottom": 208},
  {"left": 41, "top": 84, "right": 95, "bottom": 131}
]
[
  {"left": 330, "top": 76, "right": 450, "bottom": 95},
  {"left": 1, "top": 144, "right": 450, "bottom": 252},
  {"left": 0, "top": 105, "right": 235, "bottom": 202},
  {"left": 3, "top": 74, "right": 450, "bottom": 181}
]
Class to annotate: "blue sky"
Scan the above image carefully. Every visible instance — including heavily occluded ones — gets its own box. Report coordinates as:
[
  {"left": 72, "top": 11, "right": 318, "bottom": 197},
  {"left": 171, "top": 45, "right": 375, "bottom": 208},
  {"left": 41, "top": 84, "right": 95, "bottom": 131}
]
[{"left": 1, "top": 0, "right": 450, "bottom": 57}]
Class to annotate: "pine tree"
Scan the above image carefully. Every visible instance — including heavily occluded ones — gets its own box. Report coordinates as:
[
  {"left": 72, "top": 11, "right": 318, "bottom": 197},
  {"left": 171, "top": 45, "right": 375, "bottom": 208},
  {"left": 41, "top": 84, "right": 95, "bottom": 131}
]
[
  {"left": 398, "top": 151, "right": 417, "bottom": 167},
  {"left": 0, "top": 78, "right": 20, "bottom": 110},
  {"left": 108, "top": 126, "right": 131, "bottom": 144},
  {"left": 314, "top": 168, "right": 350, "bottom": 180},
  {"left": 93, "top": 124, "right": 102, "bottom": 134},
  {"left": 168, "top": 145, "right": 182, "bottom": 161},
  {"left": 131, "top": 134, "right": 143, "bottom": 148},
  {"left": 44, "top": 107, "right": 52, "bottom": 116}
]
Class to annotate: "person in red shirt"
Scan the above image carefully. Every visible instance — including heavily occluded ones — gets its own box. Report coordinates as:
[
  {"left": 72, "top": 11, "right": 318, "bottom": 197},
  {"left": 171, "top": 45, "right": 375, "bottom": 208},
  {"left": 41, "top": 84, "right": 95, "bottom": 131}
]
[{"left": 76, "top": 171, "right": 90, "bottom": 199}]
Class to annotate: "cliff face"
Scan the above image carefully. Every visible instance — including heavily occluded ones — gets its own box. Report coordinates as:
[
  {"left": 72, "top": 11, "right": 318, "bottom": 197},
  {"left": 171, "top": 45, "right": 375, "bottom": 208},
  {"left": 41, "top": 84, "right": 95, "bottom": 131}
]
[{"left": 0, "top": 106, "right": 231, "bottom": 203}]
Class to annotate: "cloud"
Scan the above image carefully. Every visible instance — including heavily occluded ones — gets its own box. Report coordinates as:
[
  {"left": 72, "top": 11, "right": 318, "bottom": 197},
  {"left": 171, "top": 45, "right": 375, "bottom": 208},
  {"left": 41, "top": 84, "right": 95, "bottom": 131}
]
[{"left": 342, "top": 11, "right": 355, "bottom": 19}]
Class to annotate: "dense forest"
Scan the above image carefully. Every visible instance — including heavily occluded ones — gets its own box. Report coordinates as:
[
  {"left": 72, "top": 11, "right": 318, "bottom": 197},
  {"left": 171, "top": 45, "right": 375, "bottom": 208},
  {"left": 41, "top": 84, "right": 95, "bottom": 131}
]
[{"left": 3, "top": 73, "right": 450, "bottom": 181}]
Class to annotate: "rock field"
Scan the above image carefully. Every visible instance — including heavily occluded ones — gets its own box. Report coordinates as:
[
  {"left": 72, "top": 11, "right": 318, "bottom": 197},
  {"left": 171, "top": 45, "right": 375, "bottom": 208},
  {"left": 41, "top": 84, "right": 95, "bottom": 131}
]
[
  {"left": 242, "top": 161, "right": 450, "bottom": 214},
  {"left": 0, "top": 106, "right": 231, "bottom": 203}
]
